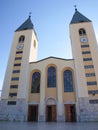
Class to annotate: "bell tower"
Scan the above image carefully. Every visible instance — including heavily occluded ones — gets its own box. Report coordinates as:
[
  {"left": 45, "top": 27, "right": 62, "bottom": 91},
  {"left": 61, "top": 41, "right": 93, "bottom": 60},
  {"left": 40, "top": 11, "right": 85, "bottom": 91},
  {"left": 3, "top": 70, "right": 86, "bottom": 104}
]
[
  {"left": 70, "top": 9, "right": 98, "bottom": 121},
  {"left": 0, "top": 16, "right": 38, "bottom": 121}
]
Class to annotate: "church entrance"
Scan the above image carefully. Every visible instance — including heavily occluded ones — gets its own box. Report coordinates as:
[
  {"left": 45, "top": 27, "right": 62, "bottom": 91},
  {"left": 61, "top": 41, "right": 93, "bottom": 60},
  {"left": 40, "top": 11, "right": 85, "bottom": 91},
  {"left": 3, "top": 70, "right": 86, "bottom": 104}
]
[
  {"left": 28, "top": 105, "right": 38, "bottom": 121},
  {"left": 65, "top": 104, "right": 76, "bottom": 122},
  {"left": 46, "top": 105, "right": 56, "bottom": 122}
]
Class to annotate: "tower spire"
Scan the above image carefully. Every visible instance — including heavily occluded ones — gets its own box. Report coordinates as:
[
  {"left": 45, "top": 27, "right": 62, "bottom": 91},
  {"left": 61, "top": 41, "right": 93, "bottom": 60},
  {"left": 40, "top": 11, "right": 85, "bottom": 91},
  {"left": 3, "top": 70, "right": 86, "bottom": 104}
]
[
  {"left": 70, "top": 9, "right": 91, "bottom": 24},
  {"left": 15, "top": 14, "right": 34, "bottom": 32}
]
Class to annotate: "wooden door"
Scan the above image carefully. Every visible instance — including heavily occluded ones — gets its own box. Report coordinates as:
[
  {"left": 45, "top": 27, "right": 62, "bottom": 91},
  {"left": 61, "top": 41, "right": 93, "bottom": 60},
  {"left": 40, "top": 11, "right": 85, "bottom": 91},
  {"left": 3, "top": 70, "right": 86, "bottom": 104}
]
[
  {"left": 70, "top": 105, "right": 76, "bottom": 122},
  {"left": 52, "top": 105, "right": 56, "bottom": 121},
  {"left": 65, "top": 104, "right": 76, "bottom": 122},
  {"left": 65, "top": 104, "right": 71, "bottom": 122},
  {"left": 28, "top": 105, "right": 38, "bottom": 121},
  {"left": 46, "top": 105, "right": 56, "bottom": 122}
]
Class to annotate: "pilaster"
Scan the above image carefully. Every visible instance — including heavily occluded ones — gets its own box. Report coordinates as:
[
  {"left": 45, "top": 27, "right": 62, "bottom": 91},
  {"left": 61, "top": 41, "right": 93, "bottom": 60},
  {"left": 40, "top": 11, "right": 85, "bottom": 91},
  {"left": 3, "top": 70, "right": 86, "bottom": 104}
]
[
  {"left": 57, "top": 67, "right": 64, "bottom": 121},
  {"left": 39, "top": 68, "right": 45, "bottom": 121}
]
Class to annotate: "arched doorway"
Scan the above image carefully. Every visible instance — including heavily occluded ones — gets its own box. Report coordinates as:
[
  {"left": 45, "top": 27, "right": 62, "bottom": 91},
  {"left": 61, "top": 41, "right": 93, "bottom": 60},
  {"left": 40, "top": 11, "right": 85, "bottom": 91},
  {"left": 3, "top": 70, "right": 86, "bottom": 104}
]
[{"left": 46, "top": 97, "right": 57, "bottom": 122}]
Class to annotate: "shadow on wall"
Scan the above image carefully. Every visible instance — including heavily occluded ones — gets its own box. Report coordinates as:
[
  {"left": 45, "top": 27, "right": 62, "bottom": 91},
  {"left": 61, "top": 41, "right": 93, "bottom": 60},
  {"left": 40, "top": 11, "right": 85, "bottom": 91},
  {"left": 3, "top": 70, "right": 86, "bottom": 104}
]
[{"left": 0, "top": 90, "right": 1, "bottom": 100}]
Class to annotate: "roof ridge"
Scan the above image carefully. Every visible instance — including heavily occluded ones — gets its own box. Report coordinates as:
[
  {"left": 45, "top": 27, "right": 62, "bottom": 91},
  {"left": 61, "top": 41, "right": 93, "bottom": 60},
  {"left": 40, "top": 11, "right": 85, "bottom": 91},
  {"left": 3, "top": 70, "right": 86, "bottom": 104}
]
[{"left": 30, "top": 56, "right": 74, "bottom": 64}]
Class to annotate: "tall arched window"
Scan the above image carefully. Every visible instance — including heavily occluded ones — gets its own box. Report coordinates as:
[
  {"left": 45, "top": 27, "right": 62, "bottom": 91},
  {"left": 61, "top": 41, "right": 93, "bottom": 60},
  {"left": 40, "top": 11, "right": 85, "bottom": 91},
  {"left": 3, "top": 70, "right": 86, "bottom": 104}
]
[
  {"left": 79, "top": 28, "right": 86, "bottom": 36},
  {"left": 31, "top": 72, "right": 40, "bottom": 93},
  {"left": 47, "top": 66, "right": 56, "bottom": 87},
  {"left": 64, "top": 70, "right": 73, "bottom": 92},
  {"left": 19, "top": 35, "right": 25, "bottom": 43}
]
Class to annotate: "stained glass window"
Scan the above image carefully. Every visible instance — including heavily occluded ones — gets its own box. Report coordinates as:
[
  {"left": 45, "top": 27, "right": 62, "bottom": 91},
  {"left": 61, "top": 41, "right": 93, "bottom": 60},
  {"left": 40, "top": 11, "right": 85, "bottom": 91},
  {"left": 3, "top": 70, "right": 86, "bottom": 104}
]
[
  {"left": 31, "top": 72, "right": 40, "bottom": 93},
  {"left": 64, "top": 70, "right": 73, "bottom": 92},
  {"left": 47, "top": 66, "right": 56, "bottom": 87}
]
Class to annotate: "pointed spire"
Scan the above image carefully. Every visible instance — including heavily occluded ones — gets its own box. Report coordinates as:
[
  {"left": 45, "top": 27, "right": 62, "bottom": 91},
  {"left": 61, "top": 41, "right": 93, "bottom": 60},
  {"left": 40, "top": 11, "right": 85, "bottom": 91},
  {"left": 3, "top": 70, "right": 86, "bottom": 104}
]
[
  {"left": 70, "top": 9, "right": 91, "bottom": 24},
  {"left": 15, "top": 14, "right": 34, "bottom": 32}
]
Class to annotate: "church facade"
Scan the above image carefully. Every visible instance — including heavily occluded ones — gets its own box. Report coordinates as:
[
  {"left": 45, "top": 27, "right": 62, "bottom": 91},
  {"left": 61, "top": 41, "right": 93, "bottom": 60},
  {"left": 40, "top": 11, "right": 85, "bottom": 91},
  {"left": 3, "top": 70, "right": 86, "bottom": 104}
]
[{"left": 0, "top": 9, "right": 98, "bottom": 122}]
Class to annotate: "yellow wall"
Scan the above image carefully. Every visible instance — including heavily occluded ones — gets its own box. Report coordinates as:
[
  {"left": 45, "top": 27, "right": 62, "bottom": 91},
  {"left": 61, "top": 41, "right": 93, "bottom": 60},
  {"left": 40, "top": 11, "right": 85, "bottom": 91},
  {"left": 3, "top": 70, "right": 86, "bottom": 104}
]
[
  {"left": 70, "top": 22, "right": 98, "bottom": 98},
  {"left": 28, "top": 69, "right": 40, "bottom": 102},
  {"left": 1, "top": 28, "right": 38, "bottom": 100},
  {"left": 28, "top": 58, "right": 77, "bottom": 105},
  {"left": 62, "top": 67, "right": 76, "bottom": 102},
  {"left": 70, "top": 22, "right": 98, "bottom": 99}
]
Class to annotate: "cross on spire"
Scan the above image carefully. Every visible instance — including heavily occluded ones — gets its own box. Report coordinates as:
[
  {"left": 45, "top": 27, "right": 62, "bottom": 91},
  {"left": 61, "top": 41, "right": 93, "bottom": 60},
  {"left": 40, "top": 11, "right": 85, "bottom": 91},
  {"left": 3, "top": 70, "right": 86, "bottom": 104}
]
[
  {"left": 29, "top": 12, "right": 32, "bottom": 18},
  {"left": 74, "top": 5, "right": 77, "bottom": 11}
]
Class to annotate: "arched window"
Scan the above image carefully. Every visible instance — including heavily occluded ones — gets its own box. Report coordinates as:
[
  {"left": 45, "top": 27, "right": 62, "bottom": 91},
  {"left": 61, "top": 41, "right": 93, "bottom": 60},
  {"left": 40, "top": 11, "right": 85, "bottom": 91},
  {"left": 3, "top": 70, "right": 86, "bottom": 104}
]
[
  {"left": 19, "top": 35, "right": 25, "bottom": 43},
  {"left": 79, "top": 28, "right": 86, "bottom": 36},
  {"left": 31, "top": 72, "right": 40, "bottom": 93},
  {"left": 63, "top": 70, "right": 73, "bottom": 92},
  {"left": 47, "top": 66, "right": 56, "bottom": 87}
]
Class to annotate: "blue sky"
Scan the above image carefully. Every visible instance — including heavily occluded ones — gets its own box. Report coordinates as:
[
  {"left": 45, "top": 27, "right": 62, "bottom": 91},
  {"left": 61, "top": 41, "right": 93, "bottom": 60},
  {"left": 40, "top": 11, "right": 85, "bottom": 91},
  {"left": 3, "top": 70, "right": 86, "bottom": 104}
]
[{"left": 0, "top": 0, "right": 98, "bottom": 92}]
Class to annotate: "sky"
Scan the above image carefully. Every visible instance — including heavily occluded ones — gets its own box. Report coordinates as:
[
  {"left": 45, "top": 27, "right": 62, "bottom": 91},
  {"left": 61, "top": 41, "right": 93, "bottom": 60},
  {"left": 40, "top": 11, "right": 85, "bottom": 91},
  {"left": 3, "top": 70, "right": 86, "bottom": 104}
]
[{"left": 0, "top": 0, "right": 98, "bottom": 93}]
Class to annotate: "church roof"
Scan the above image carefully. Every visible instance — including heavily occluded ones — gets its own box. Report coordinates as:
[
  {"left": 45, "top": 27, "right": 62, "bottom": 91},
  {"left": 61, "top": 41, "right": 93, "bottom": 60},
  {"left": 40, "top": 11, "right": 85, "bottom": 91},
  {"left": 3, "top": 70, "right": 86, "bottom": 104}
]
[
  {"left": 15, "top": 16, "right": 34, "bottom": 32},
  {"left": 70, "top": 9, "right": 91, "bottom": 24},
  {"left": 30, "top": 56, "right": 74, "bottom": 64}
]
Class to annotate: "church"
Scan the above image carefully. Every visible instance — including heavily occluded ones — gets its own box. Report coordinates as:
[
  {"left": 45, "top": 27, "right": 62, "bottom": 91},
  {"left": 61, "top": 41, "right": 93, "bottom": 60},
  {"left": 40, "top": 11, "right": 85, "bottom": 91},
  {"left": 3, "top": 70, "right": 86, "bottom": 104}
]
[{"left": 0, "top": 8, "right": 98, "bottom": 122}]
